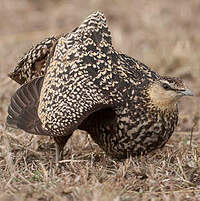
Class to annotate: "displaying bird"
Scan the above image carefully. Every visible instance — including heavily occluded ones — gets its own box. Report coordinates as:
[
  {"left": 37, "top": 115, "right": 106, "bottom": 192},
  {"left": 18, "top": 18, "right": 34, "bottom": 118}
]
[{"left": 6, "top": 11, "right": 193, "bottom": 162}]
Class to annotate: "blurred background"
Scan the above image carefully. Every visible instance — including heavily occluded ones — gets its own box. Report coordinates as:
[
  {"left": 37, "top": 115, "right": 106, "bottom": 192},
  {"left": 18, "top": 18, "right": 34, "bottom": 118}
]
[
  {"left": 0, "top": 0, "right": 199, "bottom": 134},
  {"left": 0, "top": 1, "right": 200, "bottom": 200}
]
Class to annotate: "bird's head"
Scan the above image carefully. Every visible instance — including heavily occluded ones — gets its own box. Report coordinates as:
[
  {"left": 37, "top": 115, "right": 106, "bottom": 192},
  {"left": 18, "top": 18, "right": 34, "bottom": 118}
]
[{"left": 148, "top": 76, "right": 193, "bottom": 111}]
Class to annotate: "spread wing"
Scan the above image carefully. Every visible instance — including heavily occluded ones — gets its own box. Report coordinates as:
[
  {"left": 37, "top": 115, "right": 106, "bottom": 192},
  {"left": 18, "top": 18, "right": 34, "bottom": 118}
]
[
  {"left": 8, "top": 35, "right": 62, "bottom": 85},
  {"left": 6, "top": 75, "right": 113, "bottom": 136},
  {"left": 37, "top": 11, "right": 115, "bottom": 136},
  {"left": 7, "top": 11, "right": 116, "bottom": 137},
  {"left": 6, "top": 77, "right": 51, "bottom": 135}
]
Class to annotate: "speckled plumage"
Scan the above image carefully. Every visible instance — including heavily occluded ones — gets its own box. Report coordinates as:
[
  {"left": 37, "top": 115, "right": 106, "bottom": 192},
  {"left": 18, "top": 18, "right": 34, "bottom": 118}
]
[
  {"left": 8, "top": 35, "right": 59, "bottom": 84},
  {"left": 7, "top": 11, "right": 193, "bottom": 161}
]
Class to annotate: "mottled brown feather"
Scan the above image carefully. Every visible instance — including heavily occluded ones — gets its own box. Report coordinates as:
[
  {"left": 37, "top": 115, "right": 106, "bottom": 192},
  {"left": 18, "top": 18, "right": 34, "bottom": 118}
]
[{"left": 6, "top": 11, "right": 193, "bottom": 161}]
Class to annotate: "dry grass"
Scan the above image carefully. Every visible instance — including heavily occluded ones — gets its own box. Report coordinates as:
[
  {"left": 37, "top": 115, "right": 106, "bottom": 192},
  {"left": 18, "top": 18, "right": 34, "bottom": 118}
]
[{"left": 0, "top": 0, "right": 200, "bottom": 200}]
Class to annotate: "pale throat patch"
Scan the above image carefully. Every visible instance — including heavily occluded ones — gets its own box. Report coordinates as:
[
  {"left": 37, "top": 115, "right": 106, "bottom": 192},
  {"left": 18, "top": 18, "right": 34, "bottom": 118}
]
[{"left": 148, "top": 84, "right": 178, "bottom": 111}]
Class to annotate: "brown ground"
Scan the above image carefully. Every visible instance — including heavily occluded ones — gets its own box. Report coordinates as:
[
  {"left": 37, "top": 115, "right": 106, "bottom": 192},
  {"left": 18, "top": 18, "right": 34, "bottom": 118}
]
[{"left": 0, "top": 0, "right": 200, "bottom": 200}]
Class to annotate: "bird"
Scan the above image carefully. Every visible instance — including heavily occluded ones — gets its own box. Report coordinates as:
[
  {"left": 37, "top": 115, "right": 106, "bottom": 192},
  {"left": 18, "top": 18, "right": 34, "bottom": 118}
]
[{"left": 6, "top": 11, "right": 193, "bottom": 162}]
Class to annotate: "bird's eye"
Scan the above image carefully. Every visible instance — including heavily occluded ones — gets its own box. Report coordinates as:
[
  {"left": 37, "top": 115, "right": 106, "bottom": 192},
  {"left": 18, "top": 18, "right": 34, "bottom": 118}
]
[{"left": 162, "top": 83, "right": 170, "bottom": 90}]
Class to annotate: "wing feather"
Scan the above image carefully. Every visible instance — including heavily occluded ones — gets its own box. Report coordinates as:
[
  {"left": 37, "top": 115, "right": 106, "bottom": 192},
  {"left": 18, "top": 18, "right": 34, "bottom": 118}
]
[{"left": 6, "top": 77, "right": 50, "bottom": 136}]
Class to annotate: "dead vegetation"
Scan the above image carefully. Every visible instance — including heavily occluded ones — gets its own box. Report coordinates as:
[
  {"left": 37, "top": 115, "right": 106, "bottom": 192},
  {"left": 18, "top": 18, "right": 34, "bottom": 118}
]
[{"left": 0, "top": 0, "right": 199, "bottom": 200}]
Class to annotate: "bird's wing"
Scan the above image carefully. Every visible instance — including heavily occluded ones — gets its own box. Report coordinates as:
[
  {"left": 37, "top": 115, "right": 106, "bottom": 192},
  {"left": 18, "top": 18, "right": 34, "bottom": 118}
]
[
  {"left": 6, "top": 75, "right": 113, "bottom": 136},
  {"left": 37, "top": 11, "right": 115, "bottom": 136},
  {"left": 7, "top": 11, "right": 117, "bottom": 137},
  {"left": 6, "top": 76, "right": 51, "bottom": 136},
  {"left": 8, "top": 35, "right": 62, "bottom": 85}
]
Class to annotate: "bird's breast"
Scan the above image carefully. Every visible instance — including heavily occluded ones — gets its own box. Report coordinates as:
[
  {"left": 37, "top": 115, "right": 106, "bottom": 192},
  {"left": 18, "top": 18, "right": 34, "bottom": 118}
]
[{"left": 107, "top": 105, "right": 179, "bottom": 158}]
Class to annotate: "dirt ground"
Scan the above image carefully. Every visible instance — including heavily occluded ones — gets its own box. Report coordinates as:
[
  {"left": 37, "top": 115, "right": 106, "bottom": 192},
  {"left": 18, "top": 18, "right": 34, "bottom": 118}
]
[{"left": 0, "top": 0, "right": 200, "bottom": 200}]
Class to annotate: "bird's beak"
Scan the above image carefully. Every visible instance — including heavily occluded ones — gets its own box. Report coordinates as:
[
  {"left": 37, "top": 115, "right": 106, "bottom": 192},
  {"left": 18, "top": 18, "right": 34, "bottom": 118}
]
[{"left": 180, "top": 88, "right": 193, "bottom": 96}]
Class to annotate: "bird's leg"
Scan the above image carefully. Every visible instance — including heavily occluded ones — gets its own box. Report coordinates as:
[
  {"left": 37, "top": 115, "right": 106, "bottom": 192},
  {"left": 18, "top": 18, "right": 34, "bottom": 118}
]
[
  {"left": 55, "top": 142, "right": 64, "bottom": 163},
  {"left": 53, "top": 135, "right": 72, "bottom": 163}
]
